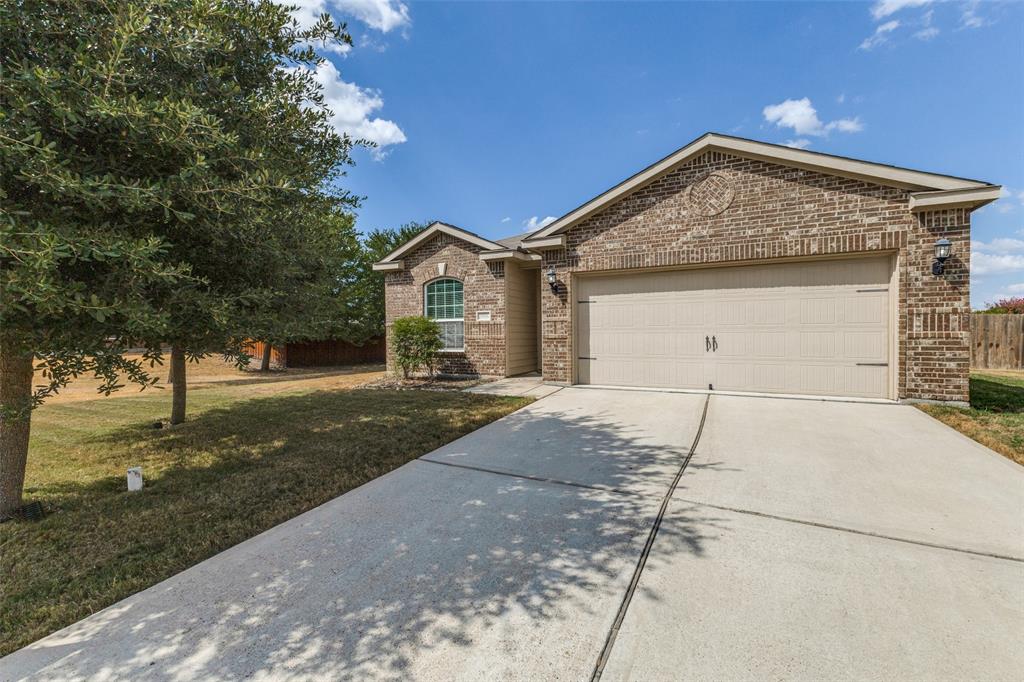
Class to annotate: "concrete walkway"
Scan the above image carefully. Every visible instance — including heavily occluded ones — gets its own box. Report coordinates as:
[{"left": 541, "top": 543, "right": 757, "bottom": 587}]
[
  {"left": 3, "top": 389, "right": 1022, "bottom": 681},
  {"left": 464, "top": 374, "right": 563, "bottom": 398}
]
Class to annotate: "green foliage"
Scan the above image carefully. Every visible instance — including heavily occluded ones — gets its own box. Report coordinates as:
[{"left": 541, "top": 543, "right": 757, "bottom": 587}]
[
  {"left": 243, "top": 203, "right": 363, "bottom": 348},
  {"left": 391, "top": 316, "right": 442, "bottom": 379},
  {"left": 982, "top": 297, "right": 1024, "bottom": 314},
  {"left": 1, "top": 0, "right": 361, "bottom": 402},
  {"left": 332, "top": 221, "right": 428, "bottom": 344}
]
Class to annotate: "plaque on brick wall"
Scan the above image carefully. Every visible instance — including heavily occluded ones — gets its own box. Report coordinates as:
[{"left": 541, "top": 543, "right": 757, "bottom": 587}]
[{"left": 685, "top": 171, "right": 736, "bottom": 217}]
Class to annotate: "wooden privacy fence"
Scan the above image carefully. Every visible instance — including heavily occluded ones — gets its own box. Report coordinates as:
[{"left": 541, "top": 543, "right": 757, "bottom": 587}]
[
  {"left": 243, "top": 337, "right": 385, "bottom": 368},
  {"left": 971, "top": 314, "right": 1024, "bottom": 370}
]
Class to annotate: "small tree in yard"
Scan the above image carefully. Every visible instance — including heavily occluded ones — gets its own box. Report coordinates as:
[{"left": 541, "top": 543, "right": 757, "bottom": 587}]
[
  {"left": 391, "top": 317, "right": 442, "bottom": 379},
  {"left": 244, "top": 205, "right": 363, "bottom": 371}
]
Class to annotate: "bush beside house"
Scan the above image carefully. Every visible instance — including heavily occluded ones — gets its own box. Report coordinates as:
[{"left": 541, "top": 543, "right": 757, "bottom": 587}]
[{"left": 391, "top": 317, "right": 443, "bottom": 378}]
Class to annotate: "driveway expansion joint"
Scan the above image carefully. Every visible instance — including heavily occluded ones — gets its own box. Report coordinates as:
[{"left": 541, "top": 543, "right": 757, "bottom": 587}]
[
  {"left": 675, "top": 497, "right": 1024, "bottom": 564},
  {"left": 417, "top": 457, "right": 641, "bottom": 497},
  {"left": 591, "top": 393, "right": 712, "bottom": 681}
]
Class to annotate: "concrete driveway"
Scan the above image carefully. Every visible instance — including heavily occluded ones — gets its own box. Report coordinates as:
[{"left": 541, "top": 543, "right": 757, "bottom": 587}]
[{"left": 3, "top": 388, "right": 1022, "bottom": 681}]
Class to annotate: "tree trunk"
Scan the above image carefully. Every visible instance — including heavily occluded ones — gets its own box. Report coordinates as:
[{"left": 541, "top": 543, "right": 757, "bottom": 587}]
[
  {"left": 260, "top": 343, "right": 272, "bottom": 372},
  {"left": 169, "top": 345, "right": 186, "bottom": 425},
  {"left": 0, "top": 345, "right": 34, "bottom": 519}
]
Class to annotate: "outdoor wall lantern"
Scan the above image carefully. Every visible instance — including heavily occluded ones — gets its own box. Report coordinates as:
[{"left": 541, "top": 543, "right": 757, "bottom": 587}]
[
  {"left": 932, "top": 238, "right": 952, "bottom": 275},
  {"left": 546, "top": 266, "right": 559, "bottom": 293}
]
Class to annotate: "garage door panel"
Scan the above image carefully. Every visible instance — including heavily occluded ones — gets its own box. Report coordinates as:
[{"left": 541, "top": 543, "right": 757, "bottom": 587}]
[
  {"left": 582, "top": 358, "right": 709, "bottom": 389},
  {"left": 799, "top": 331, "right": 838, "bottom": 359},
  {"left": 844, "top": 293, "right": 888, "bottom": 324},
  {"left": 846, "top": 365, "right": 889, "bottom": 397},
  {"left": 752, "top": 332, "right": 788, "bottom": 358},
  {"left": 751, "top": 299, "right": 787, "bottom": 325},
  {"left": 843, "top": 331, "right": 887, "bottom": 360},
  {"left": 799, "top": 297, "right": 838, "bottom": 325},
  {"left": 576, "top": 256, "right": 893, "bottom": 399}
]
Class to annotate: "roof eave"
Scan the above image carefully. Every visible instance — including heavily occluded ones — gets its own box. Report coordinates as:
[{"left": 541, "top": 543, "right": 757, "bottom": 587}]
[
  {"left": 908, "top": 185, "right": 1002, "bottom": 212},
  {"left": 375, "top": 221, "right": 505, "bottom": 265},
  {"left": 479, "top": 249, "right": 543, "bottom": 263},
  {"left": 519, "top": 235, "right": 567, "bottom": 250}
]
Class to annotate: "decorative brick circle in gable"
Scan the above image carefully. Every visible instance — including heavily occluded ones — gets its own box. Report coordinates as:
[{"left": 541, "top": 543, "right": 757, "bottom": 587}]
[{"left": 685, "top": 171, "right": 736, "bottom": 216}]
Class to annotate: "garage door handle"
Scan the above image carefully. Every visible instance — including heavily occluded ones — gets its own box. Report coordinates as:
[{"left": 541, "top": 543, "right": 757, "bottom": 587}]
[
  {"left": 705, "top": 336, "right": 710, "bottom": 352},
  {"left": 712, "top": 335, "right": 718, "bottom": 352}
]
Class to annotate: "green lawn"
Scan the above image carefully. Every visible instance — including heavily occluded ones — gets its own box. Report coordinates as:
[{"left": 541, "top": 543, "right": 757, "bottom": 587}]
[
  {"left": 917, "top": 371, "right": 1024, "bottom": 466},
  {"left": 0, "top": 378, "right": 530, "bottom": 656}
]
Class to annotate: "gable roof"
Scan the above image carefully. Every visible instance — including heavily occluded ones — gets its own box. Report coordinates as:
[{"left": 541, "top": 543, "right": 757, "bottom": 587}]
[
  {"left": 372, "top": 222, "right": 539, "bottom": 271},
  {"left": 494, "top": 231, "right": 534, "bottom": 248},
  {"left": 521, "top": 132, "right": 1000, "bottom": 246}
]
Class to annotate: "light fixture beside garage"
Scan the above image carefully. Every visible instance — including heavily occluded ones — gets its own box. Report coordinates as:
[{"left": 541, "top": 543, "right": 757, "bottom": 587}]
[
  {"left": 546, "top": 266, "right": 559, "bottom": 292},
  {"left": 932, "top": 238, "right": 952, "bottom": 275}
]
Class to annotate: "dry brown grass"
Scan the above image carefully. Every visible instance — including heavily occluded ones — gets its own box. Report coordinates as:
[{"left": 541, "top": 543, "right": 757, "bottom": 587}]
[{"left": 38, "top": 354, "right": 386, "bottom": 404}]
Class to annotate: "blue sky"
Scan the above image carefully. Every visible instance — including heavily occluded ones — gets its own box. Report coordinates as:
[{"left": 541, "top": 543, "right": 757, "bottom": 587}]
[{"left": 291, "top": 1, "right": 1023, "bottom": 309}]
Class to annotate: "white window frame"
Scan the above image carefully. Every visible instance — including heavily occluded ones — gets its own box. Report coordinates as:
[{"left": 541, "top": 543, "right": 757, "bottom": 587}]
[{"left": 424, "top": 278, "right": 465, "bottom": 353}]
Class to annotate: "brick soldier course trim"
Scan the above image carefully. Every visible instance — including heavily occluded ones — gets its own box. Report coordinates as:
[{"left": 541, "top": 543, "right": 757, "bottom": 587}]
[{"left": 379, "top": 134, "right": 997, "bottom": 403}]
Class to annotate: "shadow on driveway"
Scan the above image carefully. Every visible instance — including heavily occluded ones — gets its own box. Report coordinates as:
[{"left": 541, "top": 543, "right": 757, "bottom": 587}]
[{"left": 3, "top": 389, "right": 721, "bottom": 681}]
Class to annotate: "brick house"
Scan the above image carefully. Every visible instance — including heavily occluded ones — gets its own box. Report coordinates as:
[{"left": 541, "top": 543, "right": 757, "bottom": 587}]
[{"left": 374, "top": 133, "right": 1000, "bottom": 403}]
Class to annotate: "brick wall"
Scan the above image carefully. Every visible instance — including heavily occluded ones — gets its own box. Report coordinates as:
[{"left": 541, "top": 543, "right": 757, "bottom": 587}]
[
  {"left": 384, "top": 232, "right": 507, "bottom": 376},
  {"left": 539, "top": 151, "right": 971, "bottom": 401}
]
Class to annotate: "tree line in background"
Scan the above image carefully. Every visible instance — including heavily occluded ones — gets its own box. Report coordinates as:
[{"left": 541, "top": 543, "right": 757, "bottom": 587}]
[{"left": 0, "top": 0, "right": 421, "bottom": 518}]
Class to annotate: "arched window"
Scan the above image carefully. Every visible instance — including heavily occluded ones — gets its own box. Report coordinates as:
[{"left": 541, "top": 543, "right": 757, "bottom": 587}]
[{"left": 425, "top": 278, "right": 464, "bottom": 351}]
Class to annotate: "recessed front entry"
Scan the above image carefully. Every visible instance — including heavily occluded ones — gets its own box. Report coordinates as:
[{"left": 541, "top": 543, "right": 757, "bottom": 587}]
[{"left": 575, "top": 255, "right": 894, "bottom": 399}]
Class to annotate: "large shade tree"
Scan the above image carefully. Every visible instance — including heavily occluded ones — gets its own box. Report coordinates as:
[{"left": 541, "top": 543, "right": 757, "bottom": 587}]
[{"left": 0, "top": 0, "right": 360, "bottom": 517}]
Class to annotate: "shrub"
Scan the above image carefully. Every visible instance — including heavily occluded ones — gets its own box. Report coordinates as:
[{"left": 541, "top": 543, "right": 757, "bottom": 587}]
[
  {"left": 983, "top": 297, "right": 1024, "bottom": 314},
  {"left": 391, "top": 316, "right": 443, "bottom": 378}
]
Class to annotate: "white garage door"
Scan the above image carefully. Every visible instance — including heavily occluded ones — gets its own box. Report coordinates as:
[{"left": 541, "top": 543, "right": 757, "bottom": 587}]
[{"left": 576, "top": 256, "right": 894, "bottom": 399}]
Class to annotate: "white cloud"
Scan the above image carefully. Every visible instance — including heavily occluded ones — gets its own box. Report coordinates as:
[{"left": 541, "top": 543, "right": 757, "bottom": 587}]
[
  {"left": 870, "top": 0, "right": 931, "bottom": 20},
  {"left": 914, "top": 26, "right": 940, "bottom": 40},
  {"left": 334, "top": 0, "right": 410, "bottom": 33},
  {"left": 1007, "top": 283, "right": 1024, "bottom": 293},
  {"left": 859, "top": 19, "right": 901, "bottom": 50},
  {"left": 991, "top": 187, "right": 1024, "bottom": 213},
  {"left": 286, "top": 0, "right": 410, "bottom": 33},
  {"left": 278, "top": 1, "right": 410, "bottom": 53},
  {"left": 762, "top": 98, "right": 864, "bottom": 138},
  {"left": 830, "top": 117, "right": 864, "bottom": 133},
  {"left": 500, "top": 217, "right": 511, "bottom": 223},
  {"left": 283, "top": 1, "right": 352, "bottom": 54},
  {"left": 524, "top": 216, "right": 556, "bottom": 230},
  {"left": 961, "top": 1, "right": 986, "bottom": 29},
  {"left": 304, "top": 59, "right": 406, "bottom": 156},
  {"left": 784, "top": 139, "right": 812, "bottom": 149},
  {"left": 972, "top": 238, "right": 1024, "bottom": 253},
  {"left": 972, "top": 253, "right": 1024, "bottom": 275},
  {"left": 287, "top": 0, "right": 330, "bottom": 30},
  {"left": 836, "top": 93, "right": 846, "bottom": 104}
]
